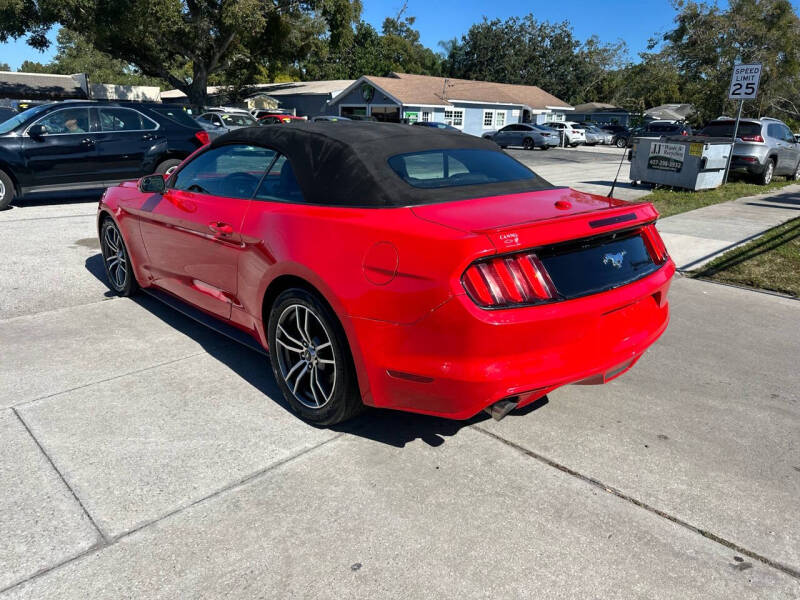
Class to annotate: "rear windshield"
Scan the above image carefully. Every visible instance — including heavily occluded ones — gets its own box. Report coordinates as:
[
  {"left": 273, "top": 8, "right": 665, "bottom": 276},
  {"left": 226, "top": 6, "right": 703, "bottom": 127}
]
[
  {"left": 700, "top": 121, "right": 762, "bottom": 138},
  {"left": 388, "top": 149, "right": 535, "bottom": 189},
  {"left": 149, "top": 106, "right": 200, "bottom": 129}
]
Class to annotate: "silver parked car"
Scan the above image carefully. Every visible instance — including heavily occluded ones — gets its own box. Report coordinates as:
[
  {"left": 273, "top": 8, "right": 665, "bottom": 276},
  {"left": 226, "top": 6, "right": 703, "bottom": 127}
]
[
  {"left": 543, "top": 121, "right": 586, "bottom": 147},
  {"left": 482, "top": 123, "right": 558, "bottom": 150},
  {"left": 700, "top": 117, "right": 800, "bottom": 184},
  {"left": 197, "top": 111, "right": 260, "bottom": 135},
  {"left": 583, "top": 125, "right": 614, "bottom": 145}
]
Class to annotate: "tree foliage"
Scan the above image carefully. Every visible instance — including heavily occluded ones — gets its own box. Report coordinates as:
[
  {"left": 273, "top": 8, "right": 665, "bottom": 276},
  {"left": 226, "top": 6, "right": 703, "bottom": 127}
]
[
  {"left": 662, "top": 0, "right": 800, "bottom": 123},
  {"left": 17, "top": 28, "right": 164, "bottom": 87},
  {"left": 443, "top": 15, "right": 626, "bottom": 104},
  {"left": 301, "top": 12, "right": 441, "bottom": 79},
  {"left": 0, "top": 0, "right": 361, "bottom": 109}
]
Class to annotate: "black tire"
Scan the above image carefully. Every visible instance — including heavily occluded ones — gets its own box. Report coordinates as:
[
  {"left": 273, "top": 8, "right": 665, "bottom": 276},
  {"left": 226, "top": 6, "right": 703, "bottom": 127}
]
[
  {"left": 268, "top": 288, "right": 363, "bottom": 426},
  {"left": 155, "top": 158, "right": 182, "bottom": 175},
  {"left": 99, "top": 218, "right": 139, "bottom": 296},
  {"left": 523, "top": 137, "right": 534, "bottom": 150},
  {"left": 541, "top": 146, "right": 550, "bottom": 151},
  {"left": 0, "top": 169, "right": 15, "bottom": 210},
  {"left": 760, "top": 159, "right": 775, "bottom": 185},
  {"left": 792, "top": 160, "right": 800, "bottom": 181},
  {"left": 615, "top": 137, "right": 627, "bottom": 148}
]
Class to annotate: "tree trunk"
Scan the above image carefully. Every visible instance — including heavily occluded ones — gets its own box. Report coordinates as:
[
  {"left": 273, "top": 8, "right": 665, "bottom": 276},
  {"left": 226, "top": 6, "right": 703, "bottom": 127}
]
[{"left": 187, "top": 68, "right": 208, "bottom": 114}]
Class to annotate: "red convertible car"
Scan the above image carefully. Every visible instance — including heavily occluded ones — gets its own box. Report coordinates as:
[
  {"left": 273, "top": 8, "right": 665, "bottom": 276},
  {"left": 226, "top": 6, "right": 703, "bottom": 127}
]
[{"left": 98, "top": 122, "right": 674, "bottom": 425}]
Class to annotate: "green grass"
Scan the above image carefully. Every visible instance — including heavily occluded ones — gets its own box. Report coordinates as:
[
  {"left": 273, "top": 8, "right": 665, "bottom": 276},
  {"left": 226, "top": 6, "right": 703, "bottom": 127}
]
[
  {"left": 641, "top": 179, "right": 796, "bottom": 218},
  {"left": 691, "top": 217, "right": 800, "bottom": 298}
]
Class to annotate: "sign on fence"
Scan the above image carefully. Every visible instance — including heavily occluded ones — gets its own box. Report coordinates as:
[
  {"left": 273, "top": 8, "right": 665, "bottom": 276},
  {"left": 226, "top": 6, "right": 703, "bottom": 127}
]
[{"left": 648, "top": 142, "right": 686, "bottom": 172}]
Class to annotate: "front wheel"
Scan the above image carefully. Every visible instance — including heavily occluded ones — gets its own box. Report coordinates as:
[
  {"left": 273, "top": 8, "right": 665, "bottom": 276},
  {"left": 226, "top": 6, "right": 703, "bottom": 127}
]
[
  {"left": 615, "top": 138, "right": 626, "bottom": 148},
  {"left": 268, "top": 288, "right": 363, "bottom": 426},
  {"left": 100, "top": 219, "right": 139, "bottom": 296},
  {"left": 0, "top": 169, "right": 15, "bottom": 210},
  {"left": 523, "top": 137, "right": 534, "bottom": 150},
  {"left": 792, "top": 160, "right": 800, "bottom": 181}
]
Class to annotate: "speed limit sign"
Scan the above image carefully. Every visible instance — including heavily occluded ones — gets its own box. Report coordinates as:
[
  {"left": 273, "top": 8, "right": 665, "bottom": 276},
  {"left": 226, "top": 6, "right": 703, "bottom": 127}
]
[{"left": 729, "top": 63, "right": 762, "bottom": 99}]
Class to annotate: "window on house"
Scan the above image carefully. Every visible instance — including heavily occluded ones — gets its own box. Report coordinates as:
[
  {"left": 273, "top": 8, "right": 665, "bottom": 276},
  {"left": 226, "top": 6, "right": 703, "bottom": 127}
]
[
  {"left": 483, "top": 110, "right": 494, "bottom": 128},
  {"left": 444, "top": 108, "right": 464, "bottom": 127},
  {"left": 495, "top": 111, "right": 506, "bottom": 128},
  {"left": 421, "top": 111, "right": 431, "bottom": 122}
]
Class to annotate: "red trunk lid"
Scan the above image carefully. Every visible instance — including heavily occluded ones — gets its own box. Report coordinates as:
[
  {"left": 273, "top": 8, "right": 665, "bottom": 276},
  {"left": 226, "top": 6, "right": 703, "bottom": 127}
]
[{"left": 411, "top": 187, "right": 659, "bottom": 252}]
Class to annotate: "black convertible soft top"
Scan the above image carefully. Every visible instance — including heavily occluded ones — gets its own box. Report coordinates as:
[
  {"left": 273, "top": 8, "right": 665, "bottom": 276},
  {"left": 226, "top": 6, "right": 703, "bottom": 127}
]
[{"left": 213, "top": 121, "right": 553, "bottom": 207}]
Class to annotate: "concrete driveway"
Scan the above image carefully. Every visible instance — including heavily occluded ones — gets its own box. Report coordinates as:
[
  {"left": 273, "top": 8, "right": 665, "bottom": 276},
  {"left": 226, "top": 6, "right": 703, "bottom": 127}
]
[
  {"left": 508, "top": 146, "right": 650, "bottom": 201},
  {"left": 1, "top": 193, "right": 799, "bottom": 598}
]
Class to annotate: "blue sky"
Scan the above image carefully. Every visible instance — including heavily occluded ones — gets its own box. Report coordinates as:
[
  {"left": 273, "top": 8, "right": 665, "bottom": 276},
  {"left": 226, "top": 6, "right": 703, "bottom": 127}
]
[{"left": 0, "top": 1, "right": 718, "bottom": 71}]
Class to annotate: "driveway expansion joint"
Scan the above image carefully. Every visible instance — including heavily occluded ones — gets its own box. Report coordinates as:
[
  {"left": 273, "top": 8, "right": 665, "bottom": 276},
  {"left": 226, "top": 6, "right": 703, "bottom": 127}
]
[
  {"left": 472, "top": 424, "right": 800, "bottom": 581},
  {"left": 10, "top": 408, "right": 109, "bottom": 546},
  {"left": 0, "top": 430, "right": 345, "bottom": 596}
]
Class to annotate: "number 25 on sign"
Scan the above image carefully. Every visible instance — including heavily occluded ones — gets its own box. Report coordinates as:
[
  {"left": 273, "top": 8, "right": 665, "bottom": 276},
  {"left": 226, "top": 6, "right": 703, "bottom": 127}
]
[{"left": 729, "top": 64, "right": 762, "bottom": 100}]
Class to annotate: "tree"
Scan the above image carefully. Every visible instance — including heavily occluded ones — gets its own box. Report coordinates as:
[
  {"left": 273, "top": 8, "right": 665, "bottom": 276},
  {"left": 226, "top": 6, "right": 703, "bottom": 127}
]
[
  {"left": 0, "top": 62, "right": 9, "bottom": 71},
  {"left": 42, "top": 29, "right": 164, "bottom": 87},
  {"left": 662, "top": 0, "right": 800, "bottom": 123},
  {"left": 443, "top": 15, "right": 615, "bottom": 103},
  {"left": 0, "top": 0, "right": 361, "bottom": 109},
  {"left": 301, "top": 10, "right": 441, "bottom": 79}
]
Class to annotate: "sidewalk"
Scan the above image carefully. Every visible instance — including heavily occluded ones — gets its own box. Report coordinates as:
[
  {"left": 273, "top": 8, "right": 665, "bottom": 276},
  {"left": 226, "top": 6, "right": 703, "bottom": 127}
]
[{"left": 656, "top": 183, "right": 800, "bottom": 270}]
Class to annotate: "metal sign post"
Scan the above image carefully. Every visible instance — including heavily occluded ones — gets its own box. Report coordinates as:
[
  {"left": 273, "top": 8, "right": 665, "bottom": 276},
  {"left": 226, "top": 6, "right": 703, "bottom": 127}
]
[{"left": 723, "top": 63, "right": 762, "bottom": 184}]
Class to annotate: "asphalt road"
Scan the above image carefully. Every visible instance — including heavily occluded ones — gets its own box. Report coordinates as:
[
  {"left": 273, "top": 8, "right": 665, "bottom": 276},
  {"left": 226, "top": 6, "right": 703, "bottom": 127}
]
[{"left": 1, "top": 168, "right": 799, "bottom": 597}]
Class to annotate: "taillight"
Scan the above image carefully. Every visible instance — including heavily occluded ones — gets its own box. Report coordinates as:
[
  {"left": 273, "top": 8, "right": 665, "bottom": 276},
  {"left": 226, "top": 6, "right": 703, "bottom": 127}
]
[
  {"left": 462, "top": 253, "right": 558, "bottom": 308},
  {"left": 194, "top": 130, "right": 210, "bottom": 145},
  {"left": 681, "top": 130, "right": 688, "bottom": 136},
  {"left": 739, "top": 134, "right": 764, "bottom": 142},
  {"left": 642, "top": 224, "right": 669, "bottom": 264}
]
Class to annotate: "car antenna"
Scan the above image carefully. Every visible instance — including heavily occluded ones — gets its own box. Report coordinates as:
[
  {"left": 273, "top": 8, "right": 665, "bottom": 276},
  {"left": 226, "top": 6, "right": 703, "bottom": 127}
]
[{"left": 608, "top": 130, "right": 630, "bottom": 198}]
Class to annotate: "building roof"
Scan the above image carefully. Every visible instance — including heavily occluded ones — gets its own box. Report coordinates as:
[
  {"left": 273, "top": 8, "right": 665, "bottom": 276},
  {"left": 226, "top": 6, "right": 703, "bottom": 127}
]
[
  {"left": 645, "top": 103, "right": 695, "bottom": 121},
  {"left": 215, "top": 122, "right": 552, "bottom": 207},
  {"left": 333, "top": 73, "right": 572, "bottom": 111},
  {"left": 160, "top": 80, "right": 355, "bottom": 100},
  {"left": 572, "top": 102, "right": 628, "bottom": 114},
  {"left": 0, "top": 71, "right": 88, "bottom": 100}
]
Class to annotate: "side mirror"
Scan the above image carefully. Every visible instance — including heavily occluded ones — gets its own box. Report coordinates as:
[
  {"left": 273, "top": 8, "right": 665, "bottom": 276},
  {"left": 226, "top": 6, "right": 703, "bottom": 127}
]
[
  {"left": 138, "top": 174, "right": 166, "bottom": 194},
  {"left": 28, "top": 124, "right": 46, "bottom": 138}
]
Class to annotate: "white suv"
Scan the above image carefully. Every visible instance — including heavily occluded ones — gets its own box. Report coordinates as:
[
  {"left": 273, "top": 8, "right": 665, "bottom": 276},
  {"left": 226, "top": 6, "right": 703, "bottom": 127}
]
[{"left": 544, "top": 121, "right": 586, "bottom": 147}]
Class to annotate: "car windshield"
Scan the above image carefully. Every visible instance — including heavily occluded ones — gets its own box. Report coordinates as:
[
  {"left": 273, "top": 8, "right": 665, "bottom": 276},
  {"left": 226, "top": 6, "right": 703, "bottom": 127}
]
[
  {"left": 0, "top": 103, "right": 52, "bottom": 135},
  {"left": 220, "top": 113, "right": 256, "bottom": 126},
  {"left": 700, "top": 121, "right": 762, "bottom": 138},
  {"left": 388, "top": 148, "right": 536, "bottom": 189}
]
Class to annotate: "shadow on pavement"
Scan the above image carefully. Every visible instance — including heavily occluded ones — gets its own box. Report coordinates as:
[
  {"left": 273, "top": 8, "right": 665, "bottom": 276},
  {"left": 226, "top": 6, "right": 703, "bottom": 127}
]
[{"left": 85, "top": 253, "right": 555, "bottom": 448}]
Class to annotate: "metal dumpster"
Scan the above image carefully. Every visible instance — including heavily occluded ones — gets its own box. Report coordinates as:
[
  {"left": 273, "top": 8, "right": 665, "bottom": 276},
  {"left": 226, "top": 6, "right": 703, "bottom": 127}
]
[{"left": 629, "top": 136, "right": 733, "bottom": 191}]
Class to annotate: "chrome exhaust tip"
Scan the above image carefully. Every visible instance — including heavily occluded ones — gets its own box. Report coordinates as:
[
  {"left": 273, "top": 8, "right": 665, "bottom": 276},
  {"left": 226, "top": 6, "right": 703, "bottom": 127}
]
[{"left": 484, "top": 397, "right": 519, "bottom": 421}]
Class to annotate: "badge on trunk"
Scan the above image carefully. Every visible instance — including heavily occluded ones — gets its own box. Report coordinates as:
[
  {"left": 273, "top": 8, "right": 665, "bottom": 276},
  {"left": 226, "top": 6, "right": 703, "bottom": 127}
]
[{"left": 602, "top": 251, "right": 626, "bottom": 269}]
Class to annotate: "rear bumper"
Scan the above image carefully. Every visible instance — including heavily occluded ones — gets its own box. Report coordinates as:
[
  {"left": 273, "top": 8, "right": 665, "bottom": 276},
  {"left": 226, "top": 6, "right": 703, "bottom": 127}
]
[
  {"left": 730, "top": 155, "right": 767, "bottom": 175},
  {"left": 352, "top": 261, "right": 675, "bottom": 419}
]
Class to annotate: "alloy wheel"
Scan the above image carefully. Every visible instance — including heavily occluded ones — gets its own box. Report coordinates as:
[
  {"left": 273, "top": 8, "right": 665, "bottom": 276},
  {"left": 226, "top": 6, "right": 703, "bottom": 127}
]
[
  {"left": 0, "top": 179, "right": 5, "bottom": 202},
  {"left": 793, "top": 162, "right": 800, "bottom": 181},
  {"left": 275, "top": 303, "right": 337, "bottom": 410},
  {"left": 101, "top": 223, "right": 129, "bottom": 291}
]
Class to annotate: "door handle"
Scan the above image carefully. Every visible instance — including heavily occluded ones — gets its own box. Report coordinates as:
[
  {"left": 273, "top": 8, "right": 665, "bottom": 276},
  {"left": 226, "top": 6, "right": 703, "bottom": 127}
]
[
  {"left": 208, "top": 221, "right": 234, "bottom": 235},
  {"left": 81, "top": 137, "right": 95, "bottom": 147},
  {"left": 142, "top": 133, "right": 157, "bottom": 141}
]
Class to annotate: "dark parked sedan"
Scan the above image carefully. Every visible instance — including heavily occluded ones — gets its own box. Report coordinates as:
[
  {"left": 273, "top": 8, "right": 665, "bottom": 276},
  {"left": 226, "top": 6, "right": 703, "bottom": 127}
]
[{"left": 0, "top": 101, "right": 208, "bottom": 209}]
